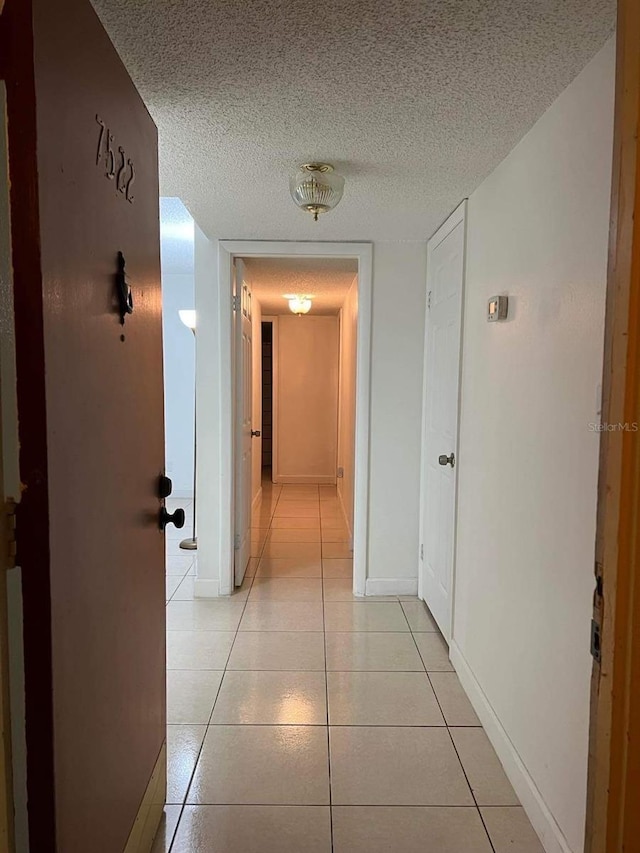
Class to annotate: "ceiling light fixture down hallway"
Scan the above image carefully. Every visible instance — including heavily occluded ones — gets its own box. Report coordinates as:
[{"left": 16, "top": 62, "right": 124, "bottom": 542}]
[
  {"left": 289, "top": 163, "right": 345, "bottom": 221},
  {"left": 284, "top": 294, "right": 314, "bottom": 315}
]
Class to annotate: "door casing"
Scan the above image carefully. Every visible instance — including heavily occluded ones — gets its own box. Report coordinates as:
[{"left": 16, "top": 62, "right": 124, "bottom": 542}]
[
  {"left": 201, "top": 240, "right": 372, "bottom": 597},
  {"left": 0, "top": 78, "right": 18, "bottom": 853},
  {"left": 232, "top": 258, "right": 253, "bottom": 585}
]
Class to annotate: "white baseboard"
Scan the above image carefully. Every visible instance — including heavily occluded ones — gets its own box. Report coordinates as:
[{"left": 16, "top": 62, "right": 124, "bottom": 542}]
[
  {"left": 251, "top": 487, "right": 263, "bottom": 514},
  {"left": 337, "top": 486, "right": 353, "bottom": 547},
  {"left": 365, "top": 577, "right": 419, "bottom": 597},
  {"left": 449, "top": 641, "right": 572, "bottom": 853},
  {"left": 274, "top": 474, "right": 337, "bottom": 484},
  {"left": 193, "top": 578, "right": 220, "bottom": 598}
]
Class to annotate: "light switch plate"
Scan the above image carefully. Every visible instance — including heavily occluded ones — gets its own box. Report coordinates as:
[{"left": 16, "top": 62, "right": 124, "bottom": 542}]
[{"left": 488, "top": 295, "right": 509, "bottom": 322}]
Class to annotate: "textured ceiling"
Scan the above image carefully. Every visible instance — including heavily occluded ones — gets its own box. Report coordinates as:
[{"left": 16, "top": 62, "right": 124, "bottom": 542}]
[
  {"left": 91, "top": 0, "right": 614, "bottom": 242},
  {"left": 243, "top": 257, "right": 357, "bottom": 315}
]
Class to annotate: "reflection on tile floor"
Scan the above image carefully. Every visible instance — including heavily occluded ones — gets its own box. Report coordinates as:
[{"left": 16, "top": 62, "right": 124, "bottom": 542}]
[{"left": 156, "top": 486, "right": 544, "bottom": 852}]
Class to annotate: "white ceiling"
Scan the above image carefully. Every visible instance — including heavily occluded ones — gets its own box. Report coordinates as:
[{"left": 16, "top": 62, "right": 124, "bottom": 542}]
[
  {"left": 243, "top": 257, "right": 357, "bottom": 315},
  {"left": 91, "top": 0, "right": 614, "bottom": 243}
]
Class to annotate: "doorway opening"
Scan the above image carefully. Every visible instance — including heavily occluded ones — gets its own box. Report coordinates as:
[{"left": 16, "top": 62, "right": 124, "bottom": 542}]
[
  {"left": 208, "top": 240, "right": 372, "bottom": 598},
  {"left": 233, "top": 255, "right": 360, "bottom": 592}
]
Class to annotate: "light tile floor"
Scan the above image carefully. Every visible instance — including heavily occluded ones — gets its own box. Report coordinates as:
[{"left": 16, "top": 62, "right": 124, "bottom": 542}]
[{"left": 155, "top": 485, "right": 544, "bottom": 852}]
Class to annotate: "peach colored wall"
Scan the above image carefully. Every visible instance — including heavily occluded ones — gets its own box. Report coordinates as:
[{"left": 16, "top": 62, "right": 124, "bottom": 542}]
[
  {"left": 275, "top": 315, "right": 339, "bottom": 483},
  {"left": 337, "top": 277, "right": 358, "bottom": 537},
  {"left": 250, "top": 295, "right": 263, "bottom": 503}
]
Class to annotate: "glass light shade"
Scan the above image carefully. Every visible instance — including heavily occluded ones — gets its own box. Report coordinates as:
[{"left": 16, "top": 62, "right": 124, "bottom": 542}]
[
  {"left": 285, "top": 295, "right": 313, "bottom": 315},
  {"left": 179, "top": 309, "right": 196, "bottom": 330},
  {"left": 290, "top": 164, "right": 345, "bottom": 221}
]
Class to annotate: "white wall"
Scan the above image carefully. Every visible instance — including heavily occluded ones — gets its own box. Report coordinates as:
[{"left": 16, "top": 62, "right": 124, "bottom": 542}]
[
  {"left": 337, "top": 276, "right": 358, "bottom": 537},
  {"left": 367, "top": 241, "right": 427, "bottom": 588},
  {"left": 162, "top": 273, "right": 196, "bottom": 495},
  {"left": 452, "top": 38, "right": 615, "bottom": 853},
  {"left": 193, "top": 227, "right": 224, "bottom": 595},
  {"left": 275, "top": 315, "right": 339, "bottom": 483},
  {"left": 160, "top": 199, "right": 196, "bottom": 497}
]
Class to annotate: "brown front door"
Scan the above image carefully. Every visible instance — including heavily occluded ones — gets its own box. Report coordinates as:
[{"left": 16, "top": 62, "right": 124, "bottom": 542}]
[{"left": 1, "top": 0, "right": 169, "bottom": 850}]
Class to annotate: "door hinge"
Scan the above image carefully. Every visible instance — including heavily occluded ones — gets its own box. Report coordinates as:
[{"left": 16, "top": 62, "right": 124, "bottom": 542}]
[
  {"left": 427, "top": 291, "right": 432, "bottom": 310},
  {"left": 3, "top": 499, "right": 17, "bottom": 570},
  {"left": 233, "top": 295, "right": 241, "bottom": 312},
  {"left": 590, "top": 619, "right": 602, "bottom": 663},
  {"left": 234, "top": 533, "right": 241, "bottom": 550},
  {"left": 420, "top": 543, "right": 424, "bottom": 561}
]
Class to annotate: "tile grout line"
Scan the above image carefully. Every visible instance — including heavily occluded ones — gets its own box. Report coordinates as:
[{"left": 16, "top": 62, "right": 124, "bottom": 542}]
[
  {"left": 170, "top": 490, "right": 496, "bottom": 848},
  {"left": 401, "top": 603, "right": 497, "bottom": 849},
  {"left": 163, "top": 520, "right": 197, "bottom": 849},
  {"left": 167, "top": 486, "right": 273, "bottom": 852},
  {"left": 166, "top": 551, "right": 195, "bottom": 604},
  {"left": 444, "top": 721, "right": 497, "bottom": 853},
  {"left": 402, "top": 602, "right": 497, "bottom": 853},
  {"left": 169, "top": 583, "right": 254, "bottom": 850},
  {"left": 318, "top": 486, "right": 336, "bottom": 853}
]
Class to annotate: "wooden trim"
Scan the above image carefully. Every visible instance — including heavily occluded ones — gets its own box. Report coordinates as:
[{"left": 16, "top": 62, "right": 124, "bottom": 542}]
[
  {"left": 1, "top": 1, "right": 57, "bottom": 847},
  {"left": 123, "top": 742, "right": 166, "bottom": 853},
  {"left": 0, "top": 563, "right": 14, "bottom": 853},
  {"left": 586, "top": 3, "right": 640, "bottom": 851},
  {"left": 0, "top": 77, "right": 15, "bottom": 853}
]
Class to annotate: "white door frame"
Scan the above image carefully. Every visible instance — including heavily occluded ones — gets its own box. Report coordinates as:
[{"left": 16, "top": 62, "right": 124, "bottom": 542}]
[
  {"left": 216, "top": 240, "right": 372, "bottom": 597},
  {"left": 418, "top": 201, "right": 468, "bottom": 639}
]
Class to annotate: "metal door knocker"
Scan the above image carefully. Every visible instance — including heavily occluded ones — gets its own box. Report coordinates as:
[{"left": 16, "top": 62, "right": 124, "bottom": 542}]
[{"left": 116, "top": 251, "right": 133, "bottom": 324}]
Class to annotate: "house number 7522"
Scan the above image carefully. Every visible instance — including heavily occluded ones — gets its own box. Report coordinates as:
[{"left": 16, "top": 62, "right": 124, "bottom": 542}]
[{"left": 95, "top": 115, "right": 135, "bottom": 203}]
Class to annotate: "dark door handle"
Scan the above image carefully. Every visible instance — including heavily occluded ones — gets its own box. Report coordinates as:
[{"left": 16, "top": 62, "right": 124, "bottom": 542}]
[
  {"left": 251, "top": 430, "right": 261, "bottom": 437},
  {"left": 438, "top": 453, "right": 455, "bottom": 468},
  {"left": 159, "top": 507, "right": 185, "bottom": 531}
]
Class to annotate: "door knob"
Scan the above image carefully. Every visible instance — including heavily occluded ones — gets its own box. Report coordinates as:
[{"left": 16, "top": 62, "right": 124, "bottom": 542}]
[
  {"left": 158, "top": 474, "right": 173, "bottom": 499},
  {"left": 251, "top": 430, "right": 261, "bottom": 437},
  {"left": 159, "top": 507, "right": 185, "bottom": 531},
  {"left": 438, "top": 453, "right": 455, "bottom": 468}
]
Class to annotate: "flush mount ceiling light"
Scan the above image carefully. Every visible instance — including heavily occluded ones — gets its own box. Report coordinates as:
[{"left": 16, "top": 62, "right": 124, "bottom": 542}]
[
  {"left": 284, "top": 294, "right": 314, "bottom": 315},
  {"left": 289, "top": 163, "right": 345, "bottom": 221}
]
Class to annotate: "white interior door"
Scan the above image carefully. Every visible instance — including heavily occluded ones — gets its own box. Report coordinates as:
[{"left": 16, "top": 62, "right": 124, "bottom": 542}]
[
  {"left": 234, "top": 259, "right": 253, "bottom": 586},
  {"left": 420, "top": 202, "right": 466, "bottom": 640}
]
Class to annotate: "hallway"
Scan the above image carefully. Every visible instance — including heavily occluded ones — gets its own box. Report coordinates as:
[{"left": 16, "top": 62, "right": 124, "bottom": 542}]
[{"left": 158, "top": 484, "right": 544, "bottom": 852}]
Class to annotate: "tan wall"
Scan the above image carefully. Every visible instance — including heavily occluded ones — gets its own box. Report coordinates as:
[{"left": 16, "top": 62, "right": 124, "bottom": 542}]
[
  {"left": 337, "top": 277, "right": 358, "bottom": 537},
  {"left": 251, "top": 295, "right": 263, "bottom": 504},
  {"left": 275, "top": 315, "right": 339, "bottom": 483}
]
